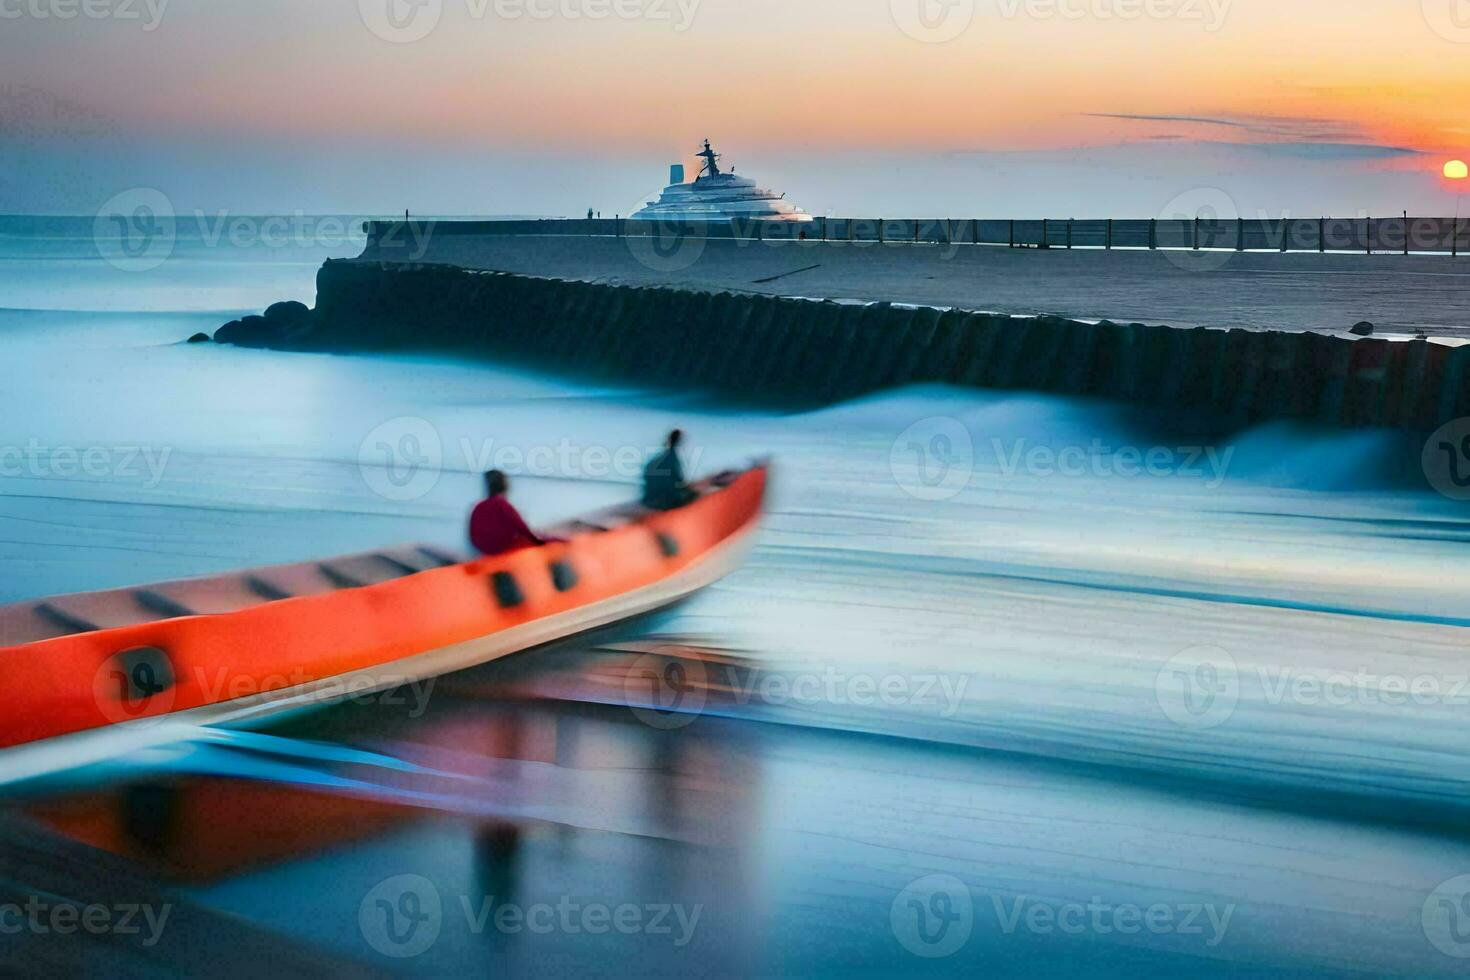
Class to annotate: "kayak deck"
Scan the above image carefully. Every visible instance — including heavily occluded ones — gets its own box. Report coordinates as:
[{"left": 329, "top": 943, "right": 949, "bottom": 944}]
[
  {"left": 0, "top": 544, "right": 466, "bottom": 647},
  {"left": 0, "top": 481, "right": 717, "bottom": 647}
]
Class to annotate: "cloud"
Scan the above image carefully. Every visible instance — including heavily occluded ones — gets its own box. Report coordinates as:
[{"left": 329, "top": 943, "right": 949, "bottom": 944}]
[
  {"left": 1082, "top": 111, "right": 1406, "bottom": 149},
  {"left": 1087, "top": 112, "right": 1254, "bottom": 130},
  {"left": 1224, "top": 141, "right": 1424, "bottom": 160},
  {"left": 937, "top": 110, "right": 1407, "bottom": 158}
]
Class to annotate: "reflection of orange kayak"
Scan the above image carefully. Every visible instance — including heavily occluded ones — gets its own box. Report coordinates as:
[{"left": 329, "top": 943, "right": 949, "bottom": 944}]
[{"left": 0, "top": 465, "right": 766, "bottom": 767}]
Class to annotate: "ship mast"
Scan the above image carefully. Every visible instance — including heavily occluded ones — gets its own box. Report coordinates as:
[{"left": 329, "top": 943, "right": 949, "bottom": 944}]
[{"left": 697, "top": 139, "right": 722, "bottom": 179}]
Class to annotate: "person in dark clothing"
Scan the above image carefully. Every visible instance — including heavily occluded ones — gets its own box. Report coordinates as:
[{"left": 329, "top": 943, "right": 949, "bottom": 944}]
[
  {"left": 642, "top": 430, "right": 697, "bottom": 511},
  {"left": 469, "top": 470, "right": 562, "bottom": 556}
]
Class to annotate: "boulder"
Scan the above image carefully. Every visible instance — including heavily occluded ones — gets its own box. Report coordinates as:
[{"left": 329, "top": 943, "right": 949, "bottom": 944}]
[
  {"left": 1350, "top": 321, "right": 1374, "bottom": 336},
  {"left": 224, "top": 314, "right": 274, "bottom": 348},
  {"left": 186, "top": 332, "right": 211, "bottom": 344},
  {"left": 264, "top": 300, "right": 310, "bottom": 325},
  {"left": 215, "top": 304, "right": 318, "bottom": 347}
]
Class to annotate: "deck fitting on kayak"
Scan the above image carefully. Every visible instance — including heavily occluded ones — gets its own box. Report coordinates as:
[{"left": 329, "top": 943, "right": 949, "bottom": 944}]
[
  {"left": 550, "top": 560, "right": 579, "bottom": 592},
  {"left": 491, "top": 571, "right": 526, "bottom": 608},
  {"left": 375, "top": 554, "right": 424, "bottom": 577},
  {"left": 134, "top": 590, "right": 196, "bottom": 621},
  {"left": 244, "top": 576, "right": 292, "bottom": 602},
  {"left": 34, "top": 602, "right": 99, "bottom": 637},
  {"left": 317, "top": 564, "right": 367, "bottom": 590},
  {"left": 416, "top": 546, "right": 461, "bottom": 567}
]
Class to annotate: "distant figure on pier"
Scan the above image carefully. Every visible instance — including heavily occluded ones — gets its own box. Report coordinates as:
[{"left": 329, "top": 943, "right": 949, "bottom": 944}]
[
  {"left": 469, "top": 470, "right": 563, "bottom": 556},
  {"left": 587, "top": 208, "right": 594, "bottom": 220},
  {"left": 642, "top": 430, "right": 696, "bottom": 511}
]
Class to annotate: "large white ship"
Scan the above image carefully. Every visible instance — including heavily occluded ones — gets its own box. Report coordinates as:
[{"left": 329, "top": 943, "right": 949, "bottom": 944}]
[{"left": 630, "top": 140, "right": 813, "bottom": 223}]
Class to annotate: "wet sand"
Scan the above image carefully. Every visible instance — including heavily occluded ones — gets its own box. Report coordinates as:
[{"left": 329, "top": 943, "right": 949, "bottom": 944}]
[{"left": 15, "top": 647, "right": 1470, "bottom": 978}]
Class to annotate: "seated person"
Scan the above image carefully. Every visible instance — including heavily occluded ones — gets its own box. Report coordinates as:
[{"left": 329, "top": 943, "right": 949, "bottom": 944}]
[
  {"left": 642, "top": 429, "right": 697, "bottom": 511},
  {"left": 469, "top": 470, "right": 562, "bottom": 555}
]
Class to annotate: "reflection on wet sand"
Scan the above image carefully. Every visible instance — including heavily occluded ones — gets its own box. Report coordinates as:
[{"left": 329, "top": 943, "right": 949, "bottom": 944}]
[
  {"left": 25, "top": 640, "right": 770, "bottom": 873},
  {"left": 26, "top": 778, "right": 416, "bottom": 881},
  {"left": 6, "top": 641, "right": 765, "bottom": 974},
  {"left": 5, "top": 636, "right": 1470, "bottom": 977}
]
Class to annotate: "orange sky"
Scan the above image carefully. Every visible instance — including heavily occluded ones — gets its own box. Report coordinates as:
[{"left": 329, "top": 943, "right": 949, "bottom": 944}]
[
  {"left": 5, "top": 0, "right": 1468, "bottom": 212},
  {"left": 8, "top": 0, "right": 1467, "bottom": 158}
]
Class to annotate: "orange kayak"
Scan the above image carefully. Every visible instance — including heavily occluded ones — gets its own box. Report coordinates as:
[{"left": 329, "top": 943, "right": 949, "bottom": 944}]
[{"left": 0, "top": 466, "right": 766, "bottom": 770}]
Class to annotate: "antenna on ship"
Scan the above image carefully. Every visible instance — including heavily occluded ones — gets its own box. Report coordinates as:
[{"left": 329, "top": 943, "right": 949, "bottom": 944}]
[{"left": 697, "top": 139, "right": 722, "bottom": 179}]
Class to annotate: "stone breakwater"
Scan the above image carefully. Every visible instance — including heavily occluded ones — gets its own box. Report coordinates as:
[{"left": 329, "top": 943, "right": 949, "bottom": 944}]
[{"left": 218, "top": 259, "right": 1470, "bottom": 430}]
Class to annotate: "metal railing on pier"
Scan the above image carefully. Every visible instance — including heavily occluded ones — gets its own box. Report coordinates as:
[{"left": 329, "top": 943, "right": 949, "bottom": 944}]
[{"left": 365, "top": 216, "right": 1470, "bottom": 255}]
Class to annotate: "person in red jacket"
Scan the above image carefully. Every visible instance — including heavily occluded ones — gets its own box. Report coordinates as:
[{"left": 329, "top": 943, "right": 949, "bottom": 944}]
[{"left": 468, "top": 470, "right": 562, "bottom": 556}]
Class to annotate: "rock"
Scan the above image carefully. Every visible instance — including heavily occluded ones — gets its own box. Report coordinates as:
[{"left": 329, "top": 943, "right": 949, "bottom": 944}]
[
  {"left": 214, "top": 312, "right": 304, "bottom": 351},
  {"left": 215, "top": 308, "right": 312, "bottom": 348},
  {"left": 186, "top": 332, "right": 211, "bottom": 344},
  {"left": 220, "top": 314, "right": 274, "bottom": 348},
  {"left": 1350, "top": 321, "right": 1375, "bottom": 336},
  {"left": 264, "top": 300, "right": 310, "bottom": 325}
]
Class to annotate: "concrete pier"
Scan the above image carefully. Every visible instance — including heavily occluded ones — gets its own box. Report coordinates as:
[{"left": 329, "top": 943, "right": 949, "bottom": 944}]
[
  {"left": 265, "top": 259, "right": 1470, "bottom": 430},
  {"left": 360, "top": 226, "right": 1470, "bottom": 338}
]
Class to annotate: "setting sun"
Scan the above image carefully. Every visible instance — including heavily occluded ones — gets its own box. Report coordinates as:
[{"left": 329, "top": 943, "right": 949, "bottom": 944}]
[{"left": 1447, "top": 160, "right": 1470, "bottom": 179}]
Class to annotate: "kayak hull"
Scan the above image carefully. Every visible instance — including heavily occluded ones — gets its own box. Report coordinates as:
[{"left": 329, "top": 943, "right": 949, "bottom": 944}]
[{"left": 0, "top": 466, "right": 766, "bottom": 776}]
